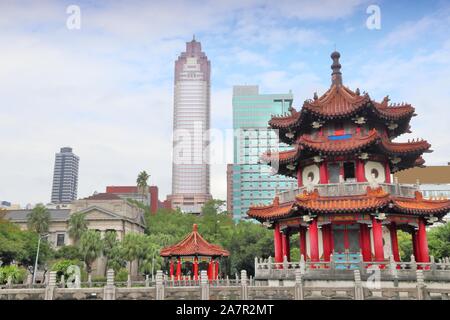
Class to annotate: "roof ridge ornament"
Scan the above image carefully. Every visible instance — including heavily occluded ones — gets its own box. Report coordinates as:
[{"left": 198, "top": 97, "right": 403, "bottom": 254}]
[{"left": 331, "top": 51, "right": 342, "bottom": 86}]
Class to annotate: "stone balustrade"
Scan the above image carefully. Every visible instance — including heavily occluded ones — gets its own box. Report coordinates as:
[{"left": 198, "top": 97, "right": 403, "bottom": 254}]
[
  {"left": 278, "top": 182, "right": 418, "bottom": 204},
  {"left": 1, "top": 264, "right": 450, "bottom": 300},
  {"left": 254, "top": 255, "right": 450, "bottom": 282}
]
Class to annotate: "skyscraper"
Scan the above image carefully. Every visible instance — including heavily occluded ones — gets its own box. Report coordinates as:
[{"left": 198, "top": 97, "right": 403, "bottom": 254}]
[
  {"left": 231, "top": 85, "right": 297, "bottom": 220},
  {"left": 169, "top": 37, "right": 212, "bottom": 213},
  {"left": 51, "top": 147, "right": 79, "bottom": 204}
]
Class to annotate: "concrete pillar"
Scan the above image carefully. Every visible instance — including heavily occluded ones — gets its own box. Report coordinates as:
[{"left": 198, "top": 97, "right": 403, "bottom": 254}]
[
  {"left": 104, "top": 269, "right": 116, "bottom": 300},
  {"left": 44, "top": 271, "right": 57, "bottom": 300},
  {"left": 354, "top": 270, "right": 364, "bottom": 300},
  {"left": 416, "top": 269, "right": 426, "bottom": 300},
  {"left": 155, "top": 270, "right": 165, "bottom": 300},
  {"left": 240, "top": 270, "right": 248, "bottom": 300},
  {"left": 200, "top": 270, "right": 209, "bottom": 300},
  {"left": 294, "top": 269, "right": 304, "bottom": 300}
]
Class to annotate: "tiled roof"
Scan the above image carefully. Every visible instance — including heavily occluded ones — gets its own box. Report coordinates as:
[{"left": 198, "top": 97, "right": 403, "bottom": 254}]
[
  {"left": 245, "top": 197, "right": 296, "bottom": 219},
  {"left": 268, "top": 87, "right": 414, "bottom": 131},
  {"left": 380, "top": 138, "right": 431, "bottom": 155},
  {"left": 299, "top": 128, "right": 380, "bottom": 155},
  {"left": 372, "top": 97, "right": 415, "bottom": 120},
  {"left": 247, "top": 187, "right": 450, "bottom": 221},
  {"left": 160, "top": 224, "right": 230, "bottom": 257},
  {"left": 391, "top": 191, "right": 450, "bottom": 215},
  {"left": 303, "top": 84, "right": 369, "bottom": 117},
  {"left": 294, "top": 187, "right": 390, "bottom": 214},
  {"left": 261, "top": 147, "right": 300, "bottom": 164}
]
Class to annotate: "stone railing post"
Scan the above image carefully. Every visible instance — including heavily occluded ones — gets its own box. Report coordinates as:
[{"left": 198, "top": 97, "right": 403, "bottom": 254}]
[
  {"left": 300, "top": 254, "right": 306, "bottom": 274},
  {"left": 87, "top": 274, "right": 92, "bottom": 288},
  {"left": 430, "top": 256, "right": 437, "bottom": 274},
  {"left": 389, "top": 255, "right": 397, "bottom": 277},
  {"left": 294, "top": 269, "right": 304, "bottom": 300},
  {"left": 26, "top": 273, "right": 33, "bottom": 288},
  {"left": 410, "top": 254, "right": 417, "bottom": 271},
  {"left": 254, "top": 257, "right": 258, "bottom": 271},
  {"left": 127, "top": 274, "right": 132, "bottom": 288},
  {"left": 6, "top": 276, "right": 12, "bottom": 289},
  {"left": 200, "top": 270, "right": 209, "bottom": 300},
  {"left": 354, "top": 270, "right": 364, "bottom": 300},
  {"left": 60, "top": 275, "right": 65, "bottom": 288},
  {"left": 240, "top": 270, "right": 248, "bottom": 300},
  {"left": 155, "top": 270, "right": 165, "bottom": 300},
  {"left": 104, "top": 269, "right": 116, "bottom": 300},
  {"left": 268, "top": 256, "right": 273, "bottom": 272},
  {"left": 416, "top": 269, "right": 426, "bottom": 300},
  {"left": 329, "top": 254, "right": 335, "bottom": 272},
  {"left": 44, "top": 271, "right": 57, "bottom": 300},
  {"left": 226, "top": 276, "right": 230, "bottom": 287},
  {"left": 145, "top": 274, "right": 150, "bottom": 287},
  {"left": 283, "top": 255, "right": 288, "bottom": 271}
]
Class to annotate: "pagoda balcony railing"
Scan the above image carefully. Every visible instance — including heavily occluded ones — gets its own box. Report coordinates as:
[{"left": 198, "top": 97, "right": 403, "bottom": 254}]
[
  {"left": 277, "top": 182, "right": 419, "bottom": 204},
  {"left": 254, "top": 255, "right": 450, "bottom": 281}
]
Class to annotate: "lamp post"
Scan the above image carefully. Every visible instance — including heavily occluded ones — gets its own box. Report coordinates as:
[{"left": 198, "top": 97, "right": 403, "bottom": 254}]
[{"left": 32, "top": 233, "right": 48, "bottom": 284}]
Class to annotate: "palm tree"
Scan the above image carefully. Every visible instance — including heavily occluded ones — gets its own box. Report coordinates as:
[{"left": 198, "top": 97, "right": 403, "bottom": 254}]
[
  {"left": 122, "top": 233, "right": 144, "bottom": 276},
  {"left": 136, "top": 171, "right": 150, "bottom": 204},
  {"left": 68, "top": 212, "right": 88, "bottom": 245},
  {"left": 27, "top": 204, "right": 50, "bottom": 235},
  {"left": 102, "top": 230, "right": 119, "bottom": 275},
  {"left": 79, "top": 230, "right": 103, "bottom": 277}
]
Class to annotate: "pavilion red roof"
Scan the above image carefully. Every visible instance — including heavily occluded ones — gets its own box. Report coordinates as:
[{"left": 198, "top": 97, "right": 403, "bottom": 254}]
[
  {"left": 247, "top": 187, "right": 450, "bottom": 221},
  {"left": 160, "top": 224, "right": 230, "bottom": 258}
]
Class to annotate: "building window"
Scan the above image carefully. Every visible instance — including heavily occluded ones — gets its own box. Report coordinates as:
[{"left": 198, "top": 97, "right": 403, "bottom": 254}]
[
  {"left": 56, "top": 234, "right": 65, "bottom": 247},
  {"left": 343, "top": 162, "right": 356, "bottom": 181}
]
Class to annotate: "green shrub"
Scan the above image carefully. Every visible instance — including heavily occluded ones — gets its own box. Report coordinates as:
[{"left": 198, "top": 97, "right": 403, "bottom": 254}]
[
  {"left": 115, "top": 268, "right": 128, "bottom": 282},
  {"left": 0, "top": 265, "right": 27, "bottom": 284},
  {"left": 51, "top": 259, "right": 83, "bottom": 281}
]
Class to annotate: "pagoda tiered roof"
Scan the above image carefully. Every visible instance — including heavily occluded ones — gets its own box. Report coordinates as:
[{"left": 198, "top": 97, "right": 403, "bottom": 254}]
[
  {"left": 269, "top": 84, "right": 415, "bottom": 144},
  {"left": 261, "top": 129, "right": 431, "bottom": 176},
  {"left": 160, "top": 224, "right": 230, "bottom": 258},
  {"left": 248, "top": 187, "right": 450, "bottom": 222}
]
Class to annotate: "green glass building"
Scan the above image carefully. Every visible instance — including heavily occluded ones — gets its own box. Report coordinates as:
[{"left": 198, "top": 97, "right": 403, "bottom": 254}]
[{"left": 230, "top": 85, "right": 297, "bottom": 220}]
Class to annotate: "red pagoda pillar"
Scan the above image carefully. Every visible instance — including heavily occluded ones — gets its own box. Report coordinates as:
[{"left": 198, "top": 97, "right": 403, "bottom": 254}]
[
  {"left": 169, "top": 259, "right": 174, "bottom": 278},
  {"left": 319, "top": 162, "right": 328, "bottom": 184},
  {"left": 274, "top": 223, "right": 283, "bottom": 263},
  {"left": 372, "top": 216, "right": 385, "bottom": 262},
  {"left": 281, "top": 231, "right": 290, "bottom": 261},
  {"left": 322, "top": 224, "right": 332, "bottom": 261},
  {"left": 356, "top": 159, "right": 366, "bottom": 182},
  {"left": 385, "top": 162, "right": 391, "bottom": 183},
  {"left": 417, "top": 218, "right": 430, "bottom": 263},
  {"left": 389, "top": 222, "right": 401, "bottom": 262},
  {"left": 412, "top": 230, "right": 421, "bottom": 262},
  {"left": 360, "top": 224, "right": 372, "bottom": 262},
  {"left": 215, "top": 260, "right": 219, "bottom": 279},
  {"left": 309, "top": 219, "right": 320, "bottom": 262},
  {"left": 299, "top": 226, "right": 307, "bottom": 260},
  {"left": 176, "top": 257, "right": 182, "bottom": 280},
  {"left": 193, "top": 256, "right": 199, "bottom": 281},
  {"left": 207, "top": 259, "right": 213, "bottom": 280}
]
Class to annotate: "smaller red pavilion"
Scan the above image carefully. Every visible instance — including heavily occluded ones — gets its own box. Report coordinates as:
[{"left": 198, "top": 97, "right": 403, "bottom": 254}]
[{"left": 160, "top": 224, "right": 230, "bottom": 280}]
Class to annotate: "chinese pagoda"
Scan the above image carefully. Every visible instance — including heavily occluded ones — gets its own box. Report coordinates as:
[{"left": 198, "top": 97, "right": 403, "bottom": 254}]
[
  {"left": 248, "top": 51, "right": 450, "bottom": 267},
  {"left": 160, "top": 224, "right": 229, "bottom": 280}
]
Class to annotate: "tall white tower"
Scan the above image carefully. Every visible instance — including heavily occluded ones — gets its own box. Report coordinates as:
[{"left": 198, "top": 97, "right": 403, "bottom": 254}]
[{"left": 169, "top": 37, "right": 212, "bottom": 213}]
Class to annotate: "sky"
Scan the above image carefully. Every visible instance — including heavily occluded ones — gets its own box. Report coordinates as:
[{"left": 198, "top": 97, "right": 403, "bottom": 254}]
[{"left": 1, "top": 0, "right": 450, "bottom": 206}]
